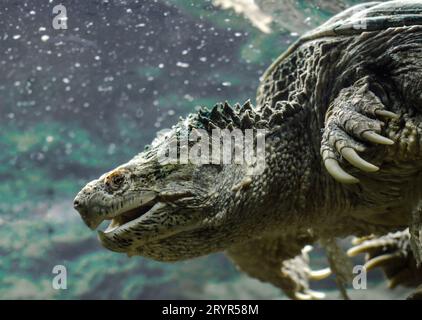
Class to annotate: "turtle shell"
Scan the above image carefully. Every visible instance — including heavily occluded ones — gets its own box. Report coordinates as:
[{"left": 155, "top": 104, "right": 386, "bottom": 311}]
[{"left": 262, "top": 0, "right": 422, "bottom": 80}]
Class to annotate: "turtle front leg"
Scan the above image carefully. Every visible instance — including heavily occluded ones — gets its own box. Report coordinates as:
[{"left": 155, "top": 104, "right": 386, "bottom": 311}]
[
  {"left": 347, "top": 229, "right": 422, "bottom": 298},
  {"left": 226, "top": 236, "right": 331, "bottom": 300},
  {"left": 321, "top": 77, "right": 398, "bottom": 184}
]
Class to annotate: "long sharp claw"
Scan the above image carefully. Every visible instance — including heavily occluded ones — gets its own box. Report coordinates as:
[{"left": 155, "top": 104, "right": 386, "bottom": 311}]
[
  {"left": 294, "top": 292, "right": 313, "bottom": 300},
  {"left": 375, "top": 110, "right": 399, "bottom": 119},
  {"left": 324, "top": 158, "right": 360, "bottom": 184},
  {"left": 341, "top": 148, "right": 379, "bottom": 173},
  {"left": 348, "top": 237, "right": 394, "bottom": 256},
  {"left": 309, "top": 268, "right": 332, "bottom": 281},
  {"left": 351, "top": 236, "right": 374, "bottom": 246},
  {"left": 295, "top": 290, "right": 325, "bottom": 300},
  {"left": 308, "top": 290, "right": 326, "bottom": 299},
  {"left": 364, "top": 253, "right": 401, "bottom": 271},
  {"left": 362, "top": 131, "right": 394, "bottom": 145},
  {"left": 303, "top": 245, "right": 313, "bottom": 254},
  {"left": 347, "top": 244, "right": 372, "bottom": 257},
  {"left": 351, "top": 238, "right": 362, "bottom": 246}
]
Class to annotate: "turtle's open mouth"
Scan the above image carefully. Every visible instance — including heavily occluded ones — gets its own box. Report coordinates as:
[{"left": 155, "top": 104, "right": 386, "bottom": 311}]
[{"left": 104, "top": 199, "right": 158, "bottom": 233}]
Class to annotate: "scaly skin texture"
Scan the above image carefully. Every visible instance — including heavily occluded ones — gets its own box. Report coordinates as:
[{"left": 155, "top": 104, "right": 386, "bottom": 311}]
[{"left": 74, "top": 1, "right": 422, "bottom": 299}]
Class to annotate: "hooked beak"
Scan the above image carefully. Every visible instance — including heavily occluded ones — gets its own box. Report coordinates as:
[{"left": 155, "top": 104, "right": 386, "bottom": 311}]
[{"left": 73, "top": 196, "right": 104, "bottom": 230}]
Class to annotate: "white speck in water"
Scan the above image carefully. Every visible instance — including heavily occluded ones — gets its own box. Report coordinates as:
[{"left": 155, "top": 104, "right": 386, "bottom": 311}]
[
  {"left": 199, "top": 57, "right": 207, "bottom": 62},
  {"left": 94, "top": 55, "right": 100, "bottom": 61},
  {"left": 182, "top": 50, "right": 189, "bottom": 55},
  {"left": 46, "top": 136, "right": 54, "bottom": 143},
  {"left": 222, "top": 81, "right": 232, "bottom": 87},
  {"left": 36, "top": 66, "right": 42, "bottom": 71},
  {"left": 234, "top": 32, "right": 242, "bottom": 37},
  {"left": 62, "top": 78, "right": 70, "bottom": 84},
  {"left": 65, "top": 143, "right": 73, "bottom": 155},
  {"left": 290, "top": 32, "right": 299, "bottom": 37},
  {"left": 29, "top": 10, "right": 36, "bottom": 15},
  {"left": 97, "top": 85, "right": 113, "bottom": 92},
  {"left": 176, "top": 61, "right": 189, "bottom": 68},
  {"left": 39, "top": 27, "right": 46, "bottom": 32},
  {"left": 13, "top": 35, "right": 21, "bottom": 40},
  {"left": 158, "top": 63, "right": 164, "bottom": 68},
  {"left": 135, "top": 109, "right": 144, "bottom": 118},
  {"left": 75, "top": 62, "right": 81, "bottom": 68},
  {"left": 41, "top": 35, "right": 49, "bottom": 42},
  {"left": 107, "top": 143, "right": 116, "bottom": 155},
  {"left": 126, "top": 8, "right": 133, "bottom": 14},
  {"left": 184, "top": 94, "right": 194, "bottom": 102}
]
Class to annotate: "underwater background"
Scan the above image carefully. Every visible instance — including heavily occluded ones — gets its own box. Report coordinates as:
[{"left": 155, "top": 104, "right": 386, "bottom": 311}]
[{"left": 0, "top": 0, "right": 412, "bottom": 299}]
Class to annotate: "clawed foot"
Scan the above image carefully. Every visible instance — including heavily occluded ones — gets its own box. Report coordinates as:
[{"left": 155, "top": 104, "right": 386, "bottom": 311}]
[
  {"left": 282, "top": 246, "right": 331, "bottom": 300},
  {"left": 321, "top": 81, "right": 398, "bottom": 184},
  {"left": 347, "top": 230, "right": 422, "bottom": 289}
]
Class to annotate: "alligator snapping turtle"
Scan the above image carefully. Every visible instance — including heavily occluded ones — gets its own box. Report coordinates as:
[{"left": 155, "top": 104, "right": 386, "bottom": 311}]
[{"left": 74, "top": 1, "right": 422, "bottom": 299}]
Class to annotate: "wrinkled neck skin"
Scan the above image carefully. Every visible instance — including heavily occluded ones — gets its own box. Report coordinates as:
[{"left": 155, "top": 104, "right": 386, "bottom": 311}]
[
  {"left": 133, "top": 123, "right": 316, "bottom": 261},
  {"left": 208, "top": 125, "right": 317, "bottom": 240}
]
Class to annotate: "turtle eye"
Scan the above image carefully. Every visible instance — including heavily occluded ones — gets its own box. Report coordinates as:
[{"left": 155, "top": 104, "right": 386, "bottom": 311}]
[
  {"left": 112, "top": 175, "right": 124, "bottom": 187},
  {"left": 105, "top": 170, "right": 126, "bottom": 191}
]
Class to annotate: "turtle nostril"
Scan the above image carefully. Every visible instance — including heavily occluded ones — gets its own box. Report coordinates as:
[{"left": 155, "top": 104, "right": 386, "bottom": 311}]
[{"left": 73, "top": 199, "right": 82, "bottom": 209}]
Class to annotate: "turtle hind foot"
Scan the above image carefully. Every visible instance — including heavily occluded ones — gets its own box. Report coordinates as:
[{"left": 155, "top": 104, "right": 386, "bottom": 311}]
[
  {"left": 282, "top": 245, "right": 332, "bottom": 300},
  {"left": 348, "top": 229, "right": 422, "bottom": 290}
]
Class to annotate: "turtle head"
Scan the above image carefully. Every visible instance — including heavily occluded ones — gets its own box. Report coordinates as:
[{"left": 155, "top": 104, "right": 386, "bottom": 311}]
[{"left": 73, "top": 109, "right": 264, "bottom": 261}]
